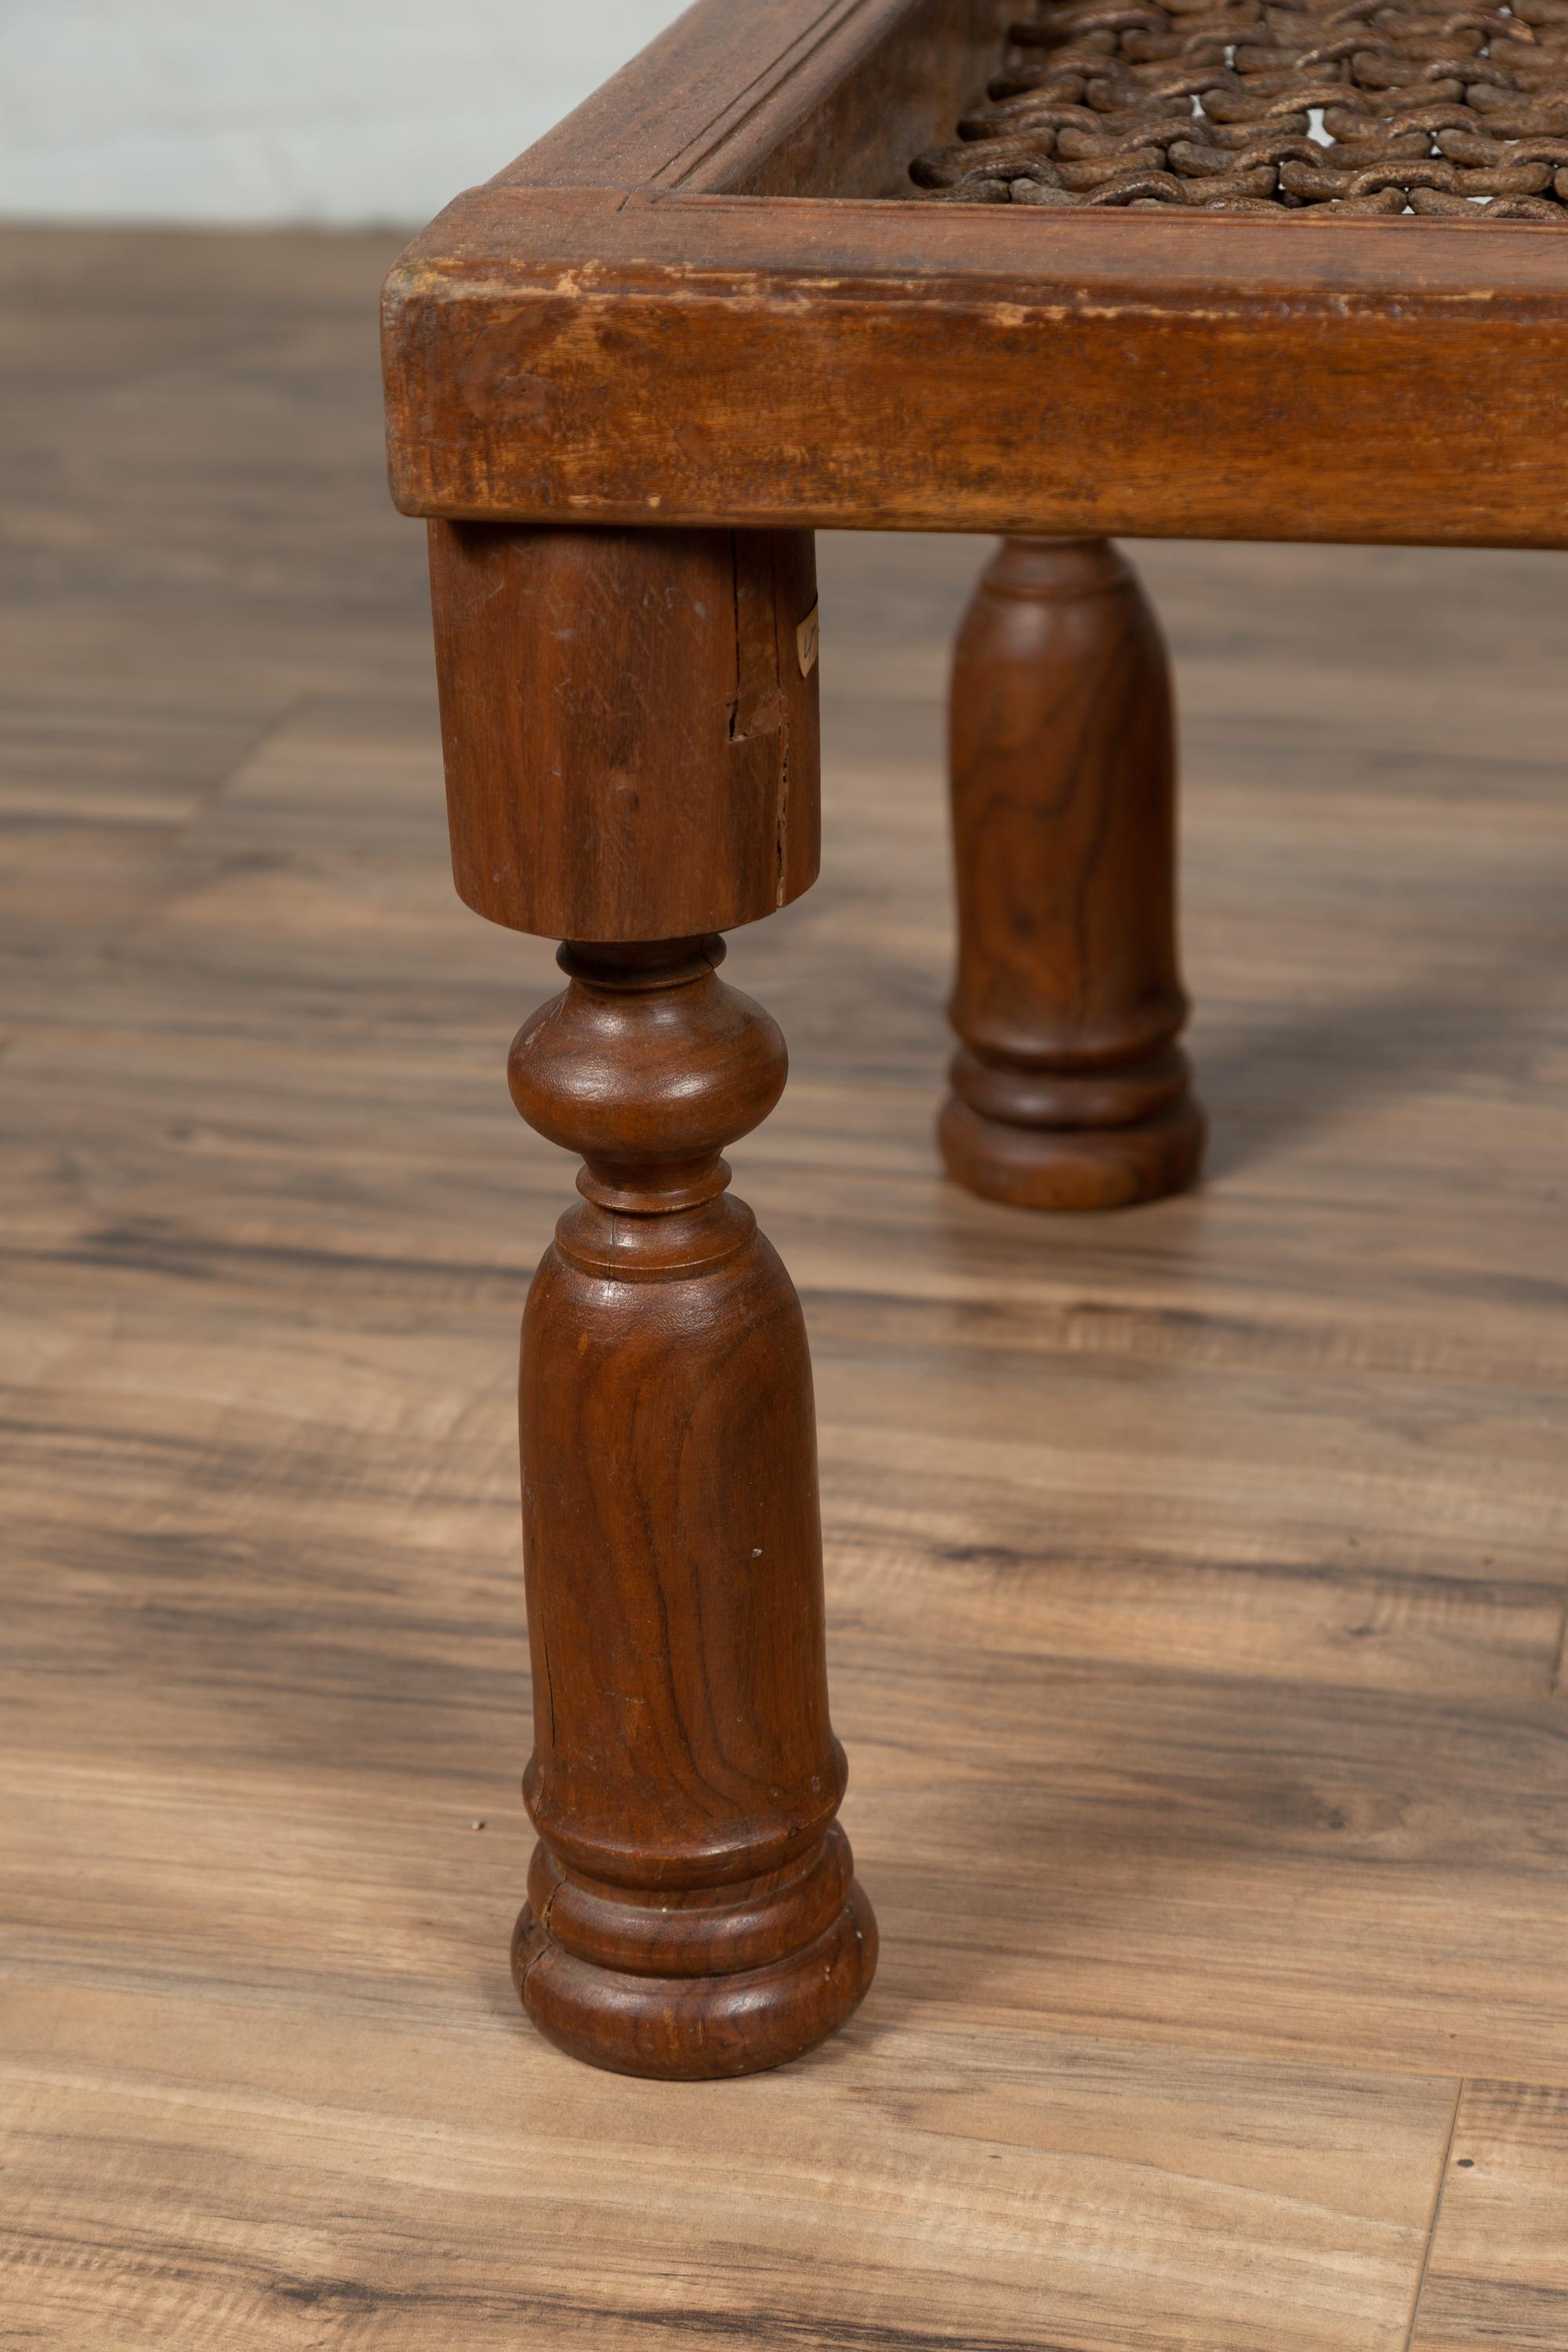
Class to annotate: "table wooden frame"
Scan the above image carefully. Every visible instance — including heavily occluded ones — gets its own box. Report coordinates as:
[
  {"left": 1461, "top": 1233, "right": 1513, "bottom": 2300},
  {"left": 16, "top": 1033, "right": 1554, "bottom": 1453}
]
[
  {"left": 381, "top": 0, "right": 1564, "bottom": 2085},
  {"left": 384, "top": 0, "right": 1568, "bottom": 550}
]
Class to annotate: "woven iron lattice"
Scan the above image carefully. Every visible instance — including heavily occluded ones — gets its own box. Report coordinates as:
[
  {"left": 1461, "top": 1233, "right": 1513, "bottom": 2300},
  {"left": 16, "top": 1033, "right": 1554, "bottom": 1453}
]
[{"left": 910, "top": 0, "right": 1568, "bottom": 214}]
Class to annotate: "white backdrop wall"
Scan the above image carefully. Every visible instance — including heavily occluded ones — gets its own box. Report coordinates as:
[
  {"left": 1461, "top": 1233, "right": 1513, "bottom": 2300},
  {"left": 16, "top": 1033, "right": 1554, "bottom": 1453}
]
[{"left": 0, "top": 1, "right": 692, "bottom": 227}]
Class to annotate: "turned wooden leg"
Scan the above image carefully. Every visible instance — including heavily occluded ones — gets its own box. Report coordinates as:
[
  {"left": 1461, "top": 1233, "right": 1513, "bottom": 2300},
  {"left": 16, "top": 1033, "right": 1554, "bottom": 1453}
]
[
  {"left": 940, "top": 536, "right": 1205, "bottom": 1211},
  {"left": 426, "top": 521, "right": 876, "bottom": 2078}
]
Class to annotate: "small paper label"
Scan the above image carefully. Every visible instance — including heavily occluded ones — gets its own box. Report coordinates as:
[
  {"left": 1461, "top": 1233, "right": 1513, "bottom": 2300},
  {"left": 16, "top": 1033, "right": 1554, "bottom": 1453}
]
[{"left": 796, "top": 603, "right": 820, "bottom": 678}]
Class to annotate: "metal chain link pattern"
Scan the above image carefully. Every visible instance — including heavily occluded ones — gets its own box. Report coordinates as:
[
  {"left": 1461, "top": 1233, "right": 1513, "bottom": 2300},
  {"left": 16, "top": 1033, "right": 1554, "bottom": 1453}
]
[{"left": 910, "top": 0, "right": 1568, "bottom": 214}]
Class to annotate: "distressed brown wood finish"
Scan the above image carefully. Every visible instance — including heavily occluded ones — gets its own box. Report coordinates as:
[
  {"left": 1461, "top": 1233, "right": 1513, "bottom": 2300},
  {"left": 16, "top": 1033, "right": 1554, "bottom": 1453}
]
[
  {"left": 384, "top": 192, "right": 1568, "bottom": 547},
  {"left": 426, "top": 522, "right": 820, "bottom": 939},
  {"left": 942, "top": 537, "right": 1203, "bottom": 1209},
  {"left": 382, "top": 0, "right": 1568, "bottom": 2074},
  {"left": 499, "top": 0, "right": 1018, "bottom": 201},
  {"left": 426, "top": 517, "right": 871, "bottom": 2074},
  {"left": 505, "top": 939, "right": 877, "bottom": 2077},
  {"left": 382, "top": 0, "right": 1568, "bottom": 550}
]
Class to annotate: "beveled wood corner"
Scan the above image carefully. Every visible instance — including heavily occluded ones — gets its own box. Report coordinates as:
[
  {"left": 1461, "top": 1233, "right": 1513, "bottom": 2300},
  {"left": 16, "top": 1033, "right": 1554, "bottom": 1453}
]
[{"left": 383, "top": 0, "right": 1568, "bottom": 550}]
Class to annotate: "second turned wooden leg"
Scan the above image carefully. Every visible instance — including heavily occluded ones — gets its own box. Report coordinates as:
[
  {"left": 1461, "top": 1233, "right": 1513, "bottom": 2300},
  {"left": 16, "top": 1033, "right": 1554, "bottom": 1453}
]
[{"left": 940, "top": 537, "right": 1206, "bottom": 1210}]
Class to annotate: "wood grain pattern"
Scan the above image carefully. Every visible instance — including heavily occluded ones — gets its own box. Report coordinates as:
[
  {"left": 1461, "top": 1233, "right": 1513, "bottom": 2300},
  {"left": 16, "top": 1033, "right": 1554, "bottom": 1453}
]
[
  {"left": 942, "top": 536, "right": 1204, "bottom": 1208},
  {"left": 1410, "top": 2082, "right": 1568, "bottom": 2350},
  {"left": 507, "top": 937, "right": 875, "bottom": 2074},
  {"left": 383, "top": 188, "right": 1568, "bottom": 546},
  {"left": 379, "top": 0, "right": 1568, "bottom": 549},
  {"left": 426, "top": 516, "right": 866, "bottom": 2073},
  {"left": 5, "top": 223, "right": 1568, "bottom": 2343},
  {"left": 427, "top": 522, "right": 820, "bottom": 940},
  {"left": 498, "top": 0, "right": 1018, "bottom": 200},
  {"left": 0, "top": 1984, "right": 1457, "bottom": 2352}
]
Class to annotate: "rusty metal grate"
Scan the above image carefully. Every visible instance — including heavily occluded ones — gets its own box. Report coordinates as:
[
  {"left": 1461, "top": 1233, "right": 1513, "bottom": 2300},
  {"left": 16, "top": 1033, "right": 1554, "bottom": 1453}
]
[{"left": 911, "top": 0, "right": 1568, "bottom": 213}]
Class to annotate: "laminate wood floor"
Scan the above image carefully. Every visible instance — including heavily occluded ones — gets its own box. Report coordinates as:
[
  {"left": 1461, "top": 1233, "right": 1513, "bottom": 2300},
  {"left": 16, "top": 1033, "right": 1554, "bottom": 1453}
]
[{"left": 2, "top": 226, "right": 1566, "bottom": 2352}]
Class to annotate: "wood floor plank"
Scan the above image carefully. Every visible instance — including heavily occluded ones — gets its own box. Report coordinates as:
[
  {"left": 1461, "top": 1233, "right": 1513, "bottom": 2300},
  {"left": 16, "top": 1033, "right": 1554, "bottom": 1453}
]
[
  {"left": 1409, "top": 2082, "right": 1568, "bottom": 2350},
  {"left": 5, "top": 1298, "right": 1566, "bottom": 2085},
  {"left": 844, "top": 1641, "right": 1568, "bottom": 2085},
  {"left": 0, "top": 1984, "right": 1456, "bottom": 2352}
]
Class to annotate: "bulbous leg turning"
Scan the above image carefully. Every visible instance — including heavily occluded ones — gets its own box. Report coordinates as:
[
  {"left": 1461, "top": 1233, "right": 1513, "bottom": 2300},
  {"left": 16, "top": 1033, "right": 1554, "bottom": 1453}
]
[
  {"left": 423, "top": 524, "right": 867, "bottom": 2077},
  {"left": 506, "top": 938, "right": 877, "bottom": 2078},
  {"left": 942, "top": 536, "right": 1205, "bottom": 1211}
]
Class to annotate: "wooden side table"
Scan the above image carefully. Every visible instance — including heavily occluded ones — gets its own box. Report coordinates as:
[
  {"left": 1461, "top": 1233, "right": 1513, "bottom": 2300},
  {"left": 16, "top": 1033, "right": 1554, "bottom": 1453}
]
[{"left": 382, "top": 0, "right": 1568, "bottom": 2079}]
